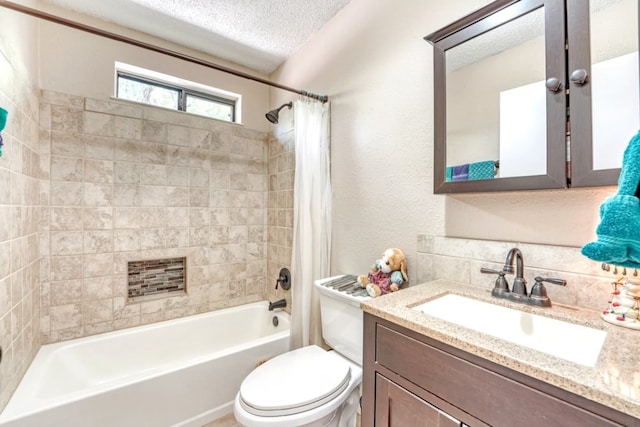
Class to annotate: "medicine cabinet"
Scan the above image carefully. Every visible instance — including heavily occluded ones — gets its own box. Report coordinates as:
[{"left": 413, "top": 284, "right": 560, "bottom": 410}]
[{"left": 425, "top": 0, "right": 640, "bottom": 193}]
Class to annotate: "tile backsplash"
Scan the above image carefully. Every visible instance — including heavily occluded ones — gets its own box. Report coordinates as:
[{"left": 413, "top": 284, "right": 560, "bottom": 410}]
[
  {"left": 415, "top": 234, "right": 615, "bottom": 312},
  {"left": 39, "top": 91, "right": 269, "bottom": 344}
]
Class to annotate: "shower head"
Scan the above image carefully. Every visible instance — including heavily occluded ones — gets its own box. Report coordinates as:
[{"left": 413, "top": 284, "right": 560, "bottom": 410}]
[{"left": 265, "top": 102, "right": 293, "bottom": 124}]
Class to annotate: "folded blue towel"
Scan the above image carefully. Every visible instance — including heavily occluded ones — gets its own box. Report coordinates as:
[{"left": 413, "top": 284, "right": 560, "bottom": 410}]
[
  {"left": 582, "top": 130, "right": 640, "bottom": 268},
  {"left": 468, "top": 160, "right": 495, "bottom": 180},
  {"left": 452, "top": 164, "right": 469, "bottom": 181},
  {"left": 446, "top": 166, "right": 453, "bottom": 182}
]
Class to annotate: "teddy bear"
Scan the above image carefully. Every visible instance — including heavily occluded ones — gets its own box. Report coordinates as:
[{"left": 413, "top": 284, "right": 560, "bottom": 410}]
[{"left": 357, "top": 248, "right": 408, "bottom": 297}]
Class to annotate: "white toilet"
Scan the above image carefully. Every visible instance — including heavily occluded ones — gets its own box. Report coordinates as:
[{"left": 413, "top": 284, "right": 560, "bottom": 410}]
[{"left": 234, "top": 275, "right": 369, "bottom": 427}]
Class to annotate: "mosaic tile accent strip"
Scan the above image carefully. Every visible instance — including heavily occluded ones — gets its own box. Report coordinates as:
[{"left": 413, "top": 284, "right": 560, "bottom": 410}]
[{"left": 128, "top": 257, "right": 186, "bottom": 299}]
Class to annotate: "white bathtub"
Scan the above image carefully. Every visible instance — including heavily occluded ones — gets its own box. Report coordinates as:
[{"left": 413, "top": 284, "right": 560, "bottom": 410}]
[{"left": 0, "top": 301, "right": 290, "bottom": 427}]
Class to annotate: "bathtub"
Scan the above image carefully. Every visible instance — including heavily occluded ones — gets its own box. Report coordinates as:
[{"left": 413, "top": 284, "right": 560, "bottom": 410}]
[{"left": 0, "top": 301, "right": 290, "bottom": 427}]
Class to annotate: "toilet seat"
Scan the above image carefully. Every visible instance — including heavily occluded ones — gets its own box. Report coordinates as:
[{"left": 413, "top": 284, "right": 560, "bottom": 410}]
[{"left": 238, "top": 345, "right": 352, "bottom": 417}]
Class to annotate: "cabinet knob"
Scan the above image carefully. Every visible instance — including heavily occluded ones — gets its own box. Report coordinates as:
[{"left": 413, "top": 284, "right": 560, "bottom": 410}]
[
  {"left": 570, "top": 69, "right": 588, "bottom": 85},
  {"left": 545, "top": 77, "right": 562, "bottom": 92}
]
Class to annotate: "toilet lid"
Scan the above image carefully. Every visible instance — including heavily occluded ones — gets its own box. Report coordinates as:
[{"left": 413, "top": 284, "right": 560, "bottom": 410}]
[{"left": 239, "top": 345, "right": 352, "bottom": 417}]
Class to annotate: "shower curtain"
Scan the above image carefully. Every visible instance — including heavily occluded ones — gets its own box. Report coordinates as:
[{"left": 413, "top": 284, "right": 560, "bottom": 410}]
[{"left": 290, "top": 98, "right": 332, "bottom": 350}]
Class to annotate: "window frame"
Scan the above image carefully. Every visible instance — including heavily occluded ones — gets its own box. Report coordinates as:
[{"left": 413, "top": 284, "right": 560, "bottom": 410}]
[
  {"left": 114, "top": 63, "right": 240, "bottom": 123},
  {"left": 183, "top": 90, "right": 235, "bottom": 122}
]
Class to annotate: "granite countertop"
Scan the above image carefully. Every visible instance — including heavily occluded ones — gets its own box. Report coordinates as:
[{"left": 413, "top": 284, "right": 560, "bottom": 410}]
[{"left": 360, "top": 279, "right": 640, "bottom": 419}]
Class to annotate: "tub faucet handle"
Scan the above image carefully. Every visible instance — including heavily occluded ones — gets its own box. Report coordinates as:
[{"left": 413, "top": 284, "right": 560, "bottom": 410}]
[{"left": 276, "top": 268, "right": 291, "bottom": 290}]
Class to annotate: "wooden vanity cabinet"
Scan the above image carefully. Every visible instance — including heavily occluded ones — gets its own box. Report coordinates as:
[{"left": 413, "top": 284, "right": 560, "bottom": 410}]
[{"left": 362, "top": 313, "right": 638, "bottom": 427}]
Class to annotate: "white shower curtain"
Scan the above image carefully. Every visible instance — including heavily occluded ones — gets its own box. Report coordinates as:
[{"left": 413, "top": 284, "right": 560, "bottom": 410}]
[{"left": 290, "top": 98, "right": 332, "bottom": 350}]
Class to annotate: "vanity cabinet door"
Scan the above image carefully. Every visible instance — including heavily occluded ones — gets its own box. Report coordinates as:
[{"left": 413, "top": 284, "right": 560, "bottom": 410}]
[{"left": 375, "top": 374, "right": 461, "bottom": 427}]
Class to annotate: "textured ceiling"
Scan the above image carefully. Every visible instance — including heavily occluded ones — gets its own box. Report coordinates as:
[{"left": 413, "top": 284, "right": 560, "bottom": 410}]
[{"left": 39, "top": 0, "right": 352, "bottom": 74}]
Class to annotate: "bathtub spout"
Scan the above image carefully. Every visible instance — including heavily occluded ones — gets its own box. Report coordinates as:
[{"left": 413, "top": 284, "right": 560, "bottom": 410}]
[{"left": 268, "top": 299, "right": 287, "bottom": 311}]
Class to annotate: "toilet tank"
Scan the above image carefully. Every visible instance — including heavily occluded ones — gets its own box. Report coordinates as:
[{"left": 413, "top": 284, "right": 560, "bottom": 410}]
[{"left": 314, "top": 276, "right": 370, "bottom": 365}]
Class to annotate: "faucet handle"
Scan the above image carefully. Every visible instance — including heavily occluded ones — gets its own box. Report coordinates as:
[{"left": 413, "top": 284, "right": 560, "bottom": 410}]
[
  {"left": 481, "top": 267, "right": 510, "bottom": 298},
  {"left": 275, "top": 268, "right": 291, "bottom": 290},
  {"left": 530, "top": 277, "right": 549, "bottom": 299},
  {"left": 535, "top": 276, "right": 567, "bottom": 287},
  {"left": 529, "top": 276, "right": 567, "bottom": 307}
]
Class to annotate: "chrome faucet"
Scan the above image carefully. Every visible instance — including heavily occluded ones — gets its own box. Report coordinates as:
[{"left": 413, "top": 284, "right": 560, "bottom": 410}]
[
  {"left": 268, "top": 299, "right": 287, "bottom": 311},
  {"left": 503, "top": 248, "right": 527, "bottom": 301}
]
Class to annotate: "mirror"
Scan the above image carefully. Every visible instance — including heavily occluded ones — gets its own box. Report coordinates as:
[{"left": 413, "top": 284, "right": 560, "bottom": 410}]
[
  {"left": 446, "top": 7, "right": 546, "bottom": 181},
  {"left": 587, "top": 0, "right": 639, "bottom": 172}
]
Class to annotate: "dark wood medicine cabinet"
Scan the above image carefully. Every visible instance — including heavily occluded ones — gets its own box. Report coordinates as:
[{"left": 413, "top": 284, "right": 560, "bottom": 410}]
[{"left": 425, "top": 0, "right": 640, "bottom": 194}]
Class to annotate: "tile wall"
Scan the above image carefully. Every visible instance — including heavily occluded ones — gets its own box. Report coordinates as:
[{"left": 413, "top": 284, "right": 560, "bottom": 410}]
[
  {"left": 415, "top": 234, "right": 615, "bottom": 311},
  {"left": 266, "top": 127, "right": 295, "bottom": 305},
  {"left": 0, "top": 55, "right": 42, "bottom": 409},
  {"left": 39, "top": 90, "right": 269, "bottom": 344}
]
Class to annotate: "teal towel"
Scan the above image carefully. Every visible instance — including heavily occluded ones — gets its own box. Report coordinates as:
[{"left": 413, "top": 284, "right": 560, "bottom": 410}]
[
  {"left": 582, "top": 130, "right": 640, "bottom": 268},
  {"left": 446, "top": 166, "right": 453, "bottom": 182},
  {"left": 0, "top": 107, "right": 7, "bottom": 132},
  {"left": 468, "top": 160, "right": 495, "bottom": 180}
]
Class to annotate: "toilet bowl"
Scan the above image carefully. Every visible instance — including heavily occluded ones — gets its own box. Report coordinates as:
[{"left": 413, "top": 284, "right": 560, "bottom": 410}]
[
  {"left": 234, "top": 275, "right": 368, "bottom": 427},
  {"left": 233, "top": 346, "right": 361, "bottom": 426}
]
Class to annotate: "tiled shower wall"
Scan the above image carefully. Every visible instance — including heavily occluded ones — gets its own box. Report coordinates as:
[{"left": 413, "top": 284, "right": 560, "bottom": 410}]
[
  {"left": 267, "top": 126, "right": 295, "bottom": 305},
  {"left": 39, "top": 90, "right": 269, "bottom": 344},
  {"left": 0, "top": 57, "right": 42, "bottom": 409},
  {"left": 415, "top": 234, "right": 615, "bottom": 311}
]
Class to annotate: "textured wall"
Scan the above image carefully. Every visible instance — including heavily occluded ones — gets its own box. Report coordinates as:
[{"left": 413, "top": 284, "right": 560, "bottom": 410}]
[
  {"left": 270, "top": 0, "right": 617, "bottom": 280},
  {"left": 39, "top": 90, "right": 269, "bottom": 344},
  {"left": 34, "top": 6, "right": 271, "bottom": 132},
  {"left": 0, "top": 4, "right": 42, "bottom": 412}
]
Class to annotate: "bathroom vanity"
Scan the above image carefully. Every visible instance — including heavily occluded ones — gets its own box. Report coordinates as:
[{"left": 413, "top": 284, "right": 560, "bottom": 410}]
[{"left": 360, "top": 281, "right": 640, "bottom": 426}]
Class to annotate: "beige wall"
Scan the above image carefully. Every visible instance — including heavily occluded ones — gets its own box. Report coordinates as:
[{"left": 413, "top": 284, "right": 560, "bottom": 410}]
[
  {"left": 271, "top": 0, "right": 616, "bottom": 282},
  {"left": 32, "top": 1, "right": 271, "bottom": 133},
  {"left": 0, "top": 3, "right": 42, "bottom": 412}
]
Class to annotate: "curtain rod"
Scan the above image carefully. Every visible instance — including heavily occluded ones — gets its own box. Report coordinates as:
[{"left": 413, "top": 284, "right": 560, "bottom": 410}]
[{"left": 0, "top": 0, "right": 329, "bottom": 103}]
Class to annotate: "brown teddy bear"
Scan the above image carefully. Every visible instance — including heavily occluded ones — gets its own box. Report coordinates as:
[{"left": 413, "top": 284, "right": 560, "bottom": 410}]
[{"left": 357, "top": 248, "right": 408, "bottom": 297}]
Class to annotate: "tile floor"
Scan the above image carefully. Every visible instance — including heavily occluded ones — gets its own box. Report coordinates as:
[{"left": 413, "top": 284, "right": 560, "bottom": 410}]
[{"left": 201, "top": 413, "right": 241, "bottom": 426}]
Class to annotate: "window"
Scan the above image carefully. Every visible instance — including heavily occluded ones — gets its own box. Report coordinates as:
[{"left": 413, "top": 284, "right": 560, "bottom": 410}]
[{"left": 115, "top": 62, "right": 240, "bottom": 123}]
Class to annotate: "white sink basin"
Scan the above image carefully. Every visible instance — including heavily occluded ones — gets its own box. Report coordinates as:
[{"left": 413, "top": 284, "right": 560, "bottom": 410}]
[{"left": 412, "top": 294, "right": 607, "bottom": 367}]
